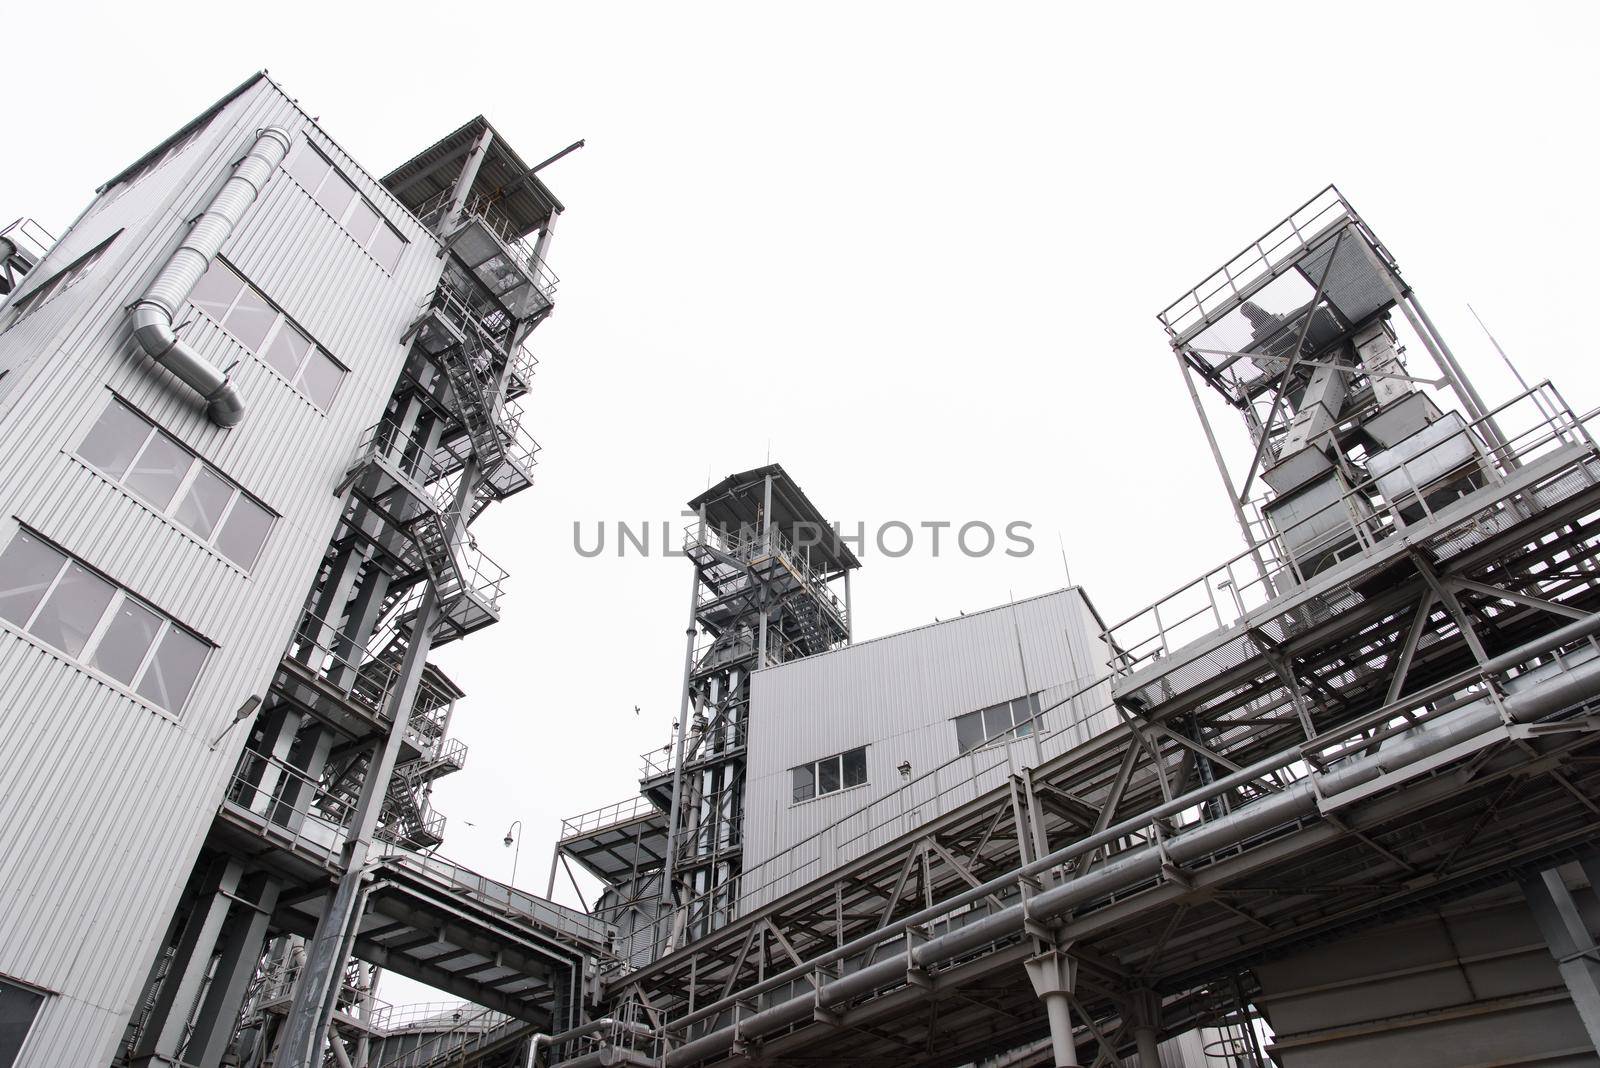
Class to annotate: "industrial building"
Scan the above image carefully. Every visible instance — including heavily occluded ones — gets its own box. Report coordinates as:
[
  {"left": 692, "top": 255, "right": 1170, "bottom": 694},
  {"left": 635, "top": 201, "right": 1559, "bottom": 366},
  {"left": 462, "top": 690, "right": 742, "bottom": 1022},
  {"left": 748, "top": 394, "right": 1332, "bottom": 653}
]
[{"left": 2, "top": 74, "right": 1600, "bottom": 1068}]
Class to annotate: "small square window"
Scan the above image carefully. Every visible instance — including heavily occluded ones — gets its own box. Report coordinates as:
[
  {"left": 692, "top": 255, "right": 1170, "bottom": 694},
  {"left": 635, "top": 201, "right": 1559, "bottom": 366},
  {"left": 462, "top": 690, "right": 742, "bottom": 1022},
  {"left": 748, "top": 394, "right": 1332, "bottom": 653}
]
[
  {"left": 842, "top": 747, "right": 867, "bottom": 788},
  {"left": 285, "top": 144, "right": 330, "bottom": 193},
  {"left": 190, "top": 261, "right": 244, "bottom": 323},
  {"left": 262, "top": 321, "right": 310, "bottom": 381},
  {"left": 78, "top": 401, "right": 152, "bottom": 481},
  {"left": 216, "top": 495, "right": 273, "bottom": 570},
  {"left": 345, "top": 200, "right": 380, "bottom": 245},
  {"left": 224, "top": 288, "right": 277, "bottom": 351},
  {"left": 792, "top": 763, "right": 815, "bottom": 804},
  {"left": 317, "top": 174, "right": 356, "bottom": 221},
  {"left": 91, "top": 598, "right": 162, "bottom": 685},
  {"left": 370, "top": 226, "right": 405, "bottom": 272},
  {"left": 136, "top": 624, "right": 208, "bottom": 713},
  {"left": 955, "top": 710, "right": 985, "bottom": 753},
  {"left": 124, "top": 431, "right": 193, "bottom": 512},
  {"left": 299, "top": 349, "right": 344, "bottom": 411},
  {"left": 983, "top": 703, "right": 1012, "bottom": 739},
  {"left": 30, "top": 561, "right": 115, "bottom": 658},
  {"left": 0, "top": 532, "right": 66, "bottom": 628},
  {"left": 174, "top": 466, "right": 235, "bottom": 540},
  {"left": 818, "top": 755, "right": 841, "bottom": 794}
]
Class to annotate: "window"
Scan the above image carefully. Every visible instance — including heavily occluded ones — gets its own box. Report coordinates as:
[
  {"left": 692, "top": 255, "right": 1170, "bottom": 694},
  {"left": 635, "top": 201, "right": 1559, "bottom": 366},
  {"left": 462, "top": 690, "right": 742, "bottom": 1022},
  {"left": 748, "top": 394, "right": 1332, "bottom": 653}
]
[
  {"left": 792, "top": 746, "right": 867, "bottom": 803},
  {"left": 0, "top": 530, "right": 210, "bottom": 714},
  {"left": 0, "top": 977, "right": 45, "bottom": 1068},
  {"left": 77, "top": 397, "right": 276, "bottom": 569},
  {"left": 285, "top": 141, "right": 407, "bottom": 272},
  {"left": 955, "top": 692, "right": 1043, "bottom": 754},
  {"left": 6, "top": 233, "right": 118, "bottom": 329},
  {"left": 189, "top": 260, "right": 345, "bottom": 410}
]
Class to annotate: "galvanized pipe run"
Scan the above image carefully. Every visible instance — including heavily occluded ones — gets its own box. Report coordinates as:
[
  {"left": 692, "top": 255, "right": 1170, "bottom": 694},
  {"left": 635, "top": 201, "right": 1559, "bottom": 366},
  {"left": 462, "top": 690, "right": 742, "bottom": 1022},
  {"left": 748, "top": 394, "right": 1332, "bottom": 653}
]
[
  {"left": 661, "top": 624, "right": 1600, "bottom": 1066},
  {"left": 131, "top": 125, "right": 291, "bottom": 427}
]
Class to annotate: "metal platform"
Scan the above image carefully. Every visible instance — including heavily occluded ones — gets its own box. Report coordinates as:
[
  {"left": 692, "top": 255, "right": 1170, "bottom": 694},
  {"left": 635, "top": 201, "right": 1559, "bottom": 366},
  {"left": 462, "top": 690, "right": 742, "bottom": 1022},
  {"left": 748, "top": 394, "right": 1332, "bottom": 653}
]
[{"left": 582, "top": 385, "right": 1600, "bottom": 1066}]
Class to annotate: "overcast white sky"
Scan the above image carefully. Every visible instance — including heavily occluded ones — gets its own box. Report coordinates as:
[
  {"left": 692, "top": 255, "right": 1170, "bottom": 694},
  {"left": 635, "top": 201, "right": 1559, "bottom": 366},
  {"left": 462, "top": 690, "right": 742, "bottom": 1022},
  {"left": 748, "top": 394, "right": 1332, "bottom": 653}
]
[{"left": 8, "top": 0, "right": 1600, "bottom": 1007}]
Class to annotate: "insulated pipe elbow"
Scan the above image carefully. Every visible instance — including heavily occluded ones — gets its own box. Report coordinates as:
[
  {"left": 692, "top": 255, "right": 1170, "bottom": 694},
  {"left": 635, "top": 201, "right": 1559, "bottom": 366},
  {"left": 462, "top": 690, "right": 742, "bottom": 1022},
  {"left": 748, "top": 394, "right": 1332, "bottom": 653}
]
[
  {"left": 130, "top": 125, "right": 292, "bottom": 428},
  {"left": 131, "top": 301, "right": 246, "bottom": 427}
]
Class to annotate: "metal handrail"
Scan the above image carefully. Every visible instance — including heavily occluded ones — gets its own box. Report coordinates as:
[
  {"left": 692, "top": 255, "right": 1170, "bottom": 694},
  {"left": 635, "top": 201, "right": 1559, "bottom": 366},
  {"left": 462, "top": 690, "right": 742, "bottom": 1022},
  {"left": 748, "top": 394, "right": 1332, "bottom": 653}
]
[
  {"left": 378, "top": 850, "right": 615, "bottom": 946},
  {"left": 688, "top": 523, "right": 848, "bottom": 625},
  {"left": 418, "top": 189, "right": 560, "bottom": 304},
  {"left": 1102, "top": 382, "right": 1596, "bottom": 672},
  {"left": 648, "top": 613, "right": 1600, "bottom": 1049},
  {"left": 224, "top": 751, "right": 351, "bottom": 858},
  {"left": 345, "top": 418, "right": 452, "bottom": 501},
  {"left": 560, "top": 795, "right": 660, "bottom": 840}
]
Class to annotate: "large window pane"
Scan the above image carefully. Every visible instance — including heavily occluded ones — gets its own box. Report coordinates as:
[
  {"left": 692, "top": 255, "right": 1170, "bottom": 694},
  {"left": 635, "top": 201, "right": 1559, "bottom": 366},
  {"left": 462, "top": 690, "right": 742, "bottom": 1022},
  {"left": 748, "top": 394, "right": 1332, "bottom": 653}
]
[
  {"left": 29, "top": 561, "right": 114, "bottom": 657},
  {"left": 0, "top": 978, "right": 46, "bottom": 1068},
  {"left": 77, "top": 401, "right": 151, "bottom": 481},
  {"left": 90, "top": 598, "right": 161, "bottom": 685},
  {"left": 818, "top": 755, "right": 841, "bottom": 795},
  {"left": 216, "top": 495, "right": 273, "bottom": 570},
  {"left": 955, "top": 710, "right": 985, "bottom": 753},
  {"left": 174, "top": 466, "right": 234, "bottom": 540},
  {"left": 189, "top": 261, "right": 243, "bottom": 323},
  {"left": 345, "top": 199, "right": 380, "bottom": 245},
  {"left": 370, "top": 225, "right": 404, "bottom": 272},
  {"left": 0, "top": 532, "right": 66, "bottom": 628},
  {"left": 842, "top": 747, "right": 867, "bottom": 788},
  {"left": 262, "top": 322, "right": 309, "bottom": 381},
  {"left": 136, "top": 625, "right": 207, "bottom": 712},
  {"left": 792, "top": 764, "right": 815, "bottom": 803},
  {"left": 298, "top": 349, "right": 344, "bottom": 411},
  {"left": 285, "top": 144, "right": 330, "bottom": 192},
  {"left": 224, "top": 288, "right": 277, "bottom": 351},
  {"left": 124, "top": 431, "right": 192, "bottom": 511},
  {"left": 317, "top": 174, "right": 355, "bottom": 221}
]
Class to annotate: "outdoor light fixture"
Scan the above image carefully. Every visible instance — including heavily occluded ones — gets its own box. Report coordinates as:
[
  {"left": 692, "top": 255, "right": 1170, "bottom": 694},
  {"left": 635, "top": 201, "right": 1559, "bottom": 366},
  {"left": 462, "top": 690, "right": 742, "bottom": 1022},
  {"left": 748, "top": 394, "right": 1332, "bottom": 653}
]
[
  {"left": 898, "top": 760, "right": 912, "bottom": 779},
  {"left": 504, "top": 819, "right": 523, "bottom": 889}
]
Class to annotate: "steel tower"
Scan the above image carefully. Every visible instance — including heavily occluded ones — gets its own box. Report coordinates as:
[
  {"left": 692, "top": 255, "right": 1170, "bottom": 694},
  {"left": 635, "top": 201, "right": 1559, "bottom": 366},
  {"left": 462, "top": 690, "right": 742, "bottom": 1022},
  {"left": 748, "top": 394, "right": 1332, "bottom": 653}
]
[{"left": 654, "top": 465, "right": 860, "bottom": 946}]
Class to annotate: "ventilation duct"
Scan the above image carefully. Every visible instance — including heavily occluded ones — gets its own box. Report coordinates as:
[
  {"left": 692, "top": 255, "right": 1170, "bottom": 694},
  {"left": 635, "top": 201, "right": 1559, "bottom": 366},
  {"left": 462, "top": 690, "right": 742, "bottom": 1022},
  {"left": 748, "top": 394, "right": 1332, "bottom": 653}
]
[{"left": 131, "top": 126, "right": 292, "bottom": 427}]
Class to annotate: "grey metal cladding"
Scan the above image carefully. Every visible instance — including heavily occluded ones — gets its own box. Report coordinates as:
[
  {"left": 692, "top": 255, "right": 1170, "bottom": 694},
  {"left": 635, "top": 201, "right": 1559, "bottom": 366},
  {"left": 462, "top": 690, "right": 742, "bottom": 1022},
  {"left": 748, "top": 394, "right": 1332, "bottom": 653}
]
[{"left": 0, "top": 76, "right": 445, "bottom": 1066}]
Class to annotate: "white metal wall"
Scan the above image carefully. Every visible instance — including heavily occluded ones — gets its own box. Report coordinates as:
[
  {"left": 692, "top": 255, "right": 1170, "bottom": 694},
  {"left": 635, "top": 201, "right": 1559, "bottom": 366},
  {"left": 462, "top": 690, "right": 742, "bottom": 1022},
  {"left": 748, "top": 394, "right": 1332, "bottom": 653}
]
[
  {"left": 0, "top": 76, "right": 444, "bottom": 1067},
  {"left": 739, "top": 588, "right": 1116, "bottom": 912}
]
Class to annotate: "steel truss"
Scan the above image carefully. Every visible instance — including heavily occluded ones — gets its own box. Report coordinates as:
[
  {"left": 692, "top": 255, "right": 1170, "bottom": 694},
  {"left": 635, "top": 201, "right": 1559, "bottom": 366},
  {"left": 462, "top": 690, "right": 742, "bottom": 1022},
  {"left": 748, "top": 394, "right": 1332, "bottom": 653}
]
[{"left": 585, "top": 386, "right": 1600, "bottom": 1064}]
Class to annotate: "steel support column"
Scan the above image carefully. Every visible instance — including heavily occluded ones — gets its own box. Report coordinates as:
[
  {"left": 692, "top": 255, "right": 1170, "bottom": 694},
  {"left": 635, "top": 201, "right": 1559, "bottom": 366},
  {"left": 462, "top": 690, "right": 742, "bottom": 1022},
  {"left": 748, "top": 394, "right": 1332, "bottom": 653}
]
[
  {"left": 1523, "top": 866, "right": 1600, "bottom": 1051},
  {"left": 1025, "top": 948, "right": 1080, "bottom": 1067}
]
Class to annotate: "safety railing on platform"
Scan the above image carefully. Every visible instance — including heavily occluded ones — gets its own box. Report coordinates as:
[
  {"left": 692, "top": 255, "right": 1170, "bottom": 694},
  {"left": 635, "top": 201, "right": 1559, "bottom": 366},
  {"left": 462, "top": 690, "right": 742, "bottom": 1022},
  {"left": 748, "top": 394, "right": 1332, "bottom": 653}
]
[
  {"left": 369, "top": 1000, "right": 501, "bottom": 1035},
  {"left": 686, "top": 522, "right": 849, "bottom": 630},
  {"left": 283, "top": 614, "right": 402, "bottom": 721},
  {"left": 224, "top": 750, "right": 350, "bottom": 859},
  {"left": 418, "top": 189, "right": 560, "bottom": 307},
  {"left": 342, "top": 419, "right": 453, "bottom": 505},
  {"left": 1101, "top": 382, "right": 1599, "bottom": 675},
  {"left": 641, "top": 617, "right": 1600, "bottom": 1053},
  {"left": 377, "top": 849, "right": 615, "bottom": 947},
  {"left": 560, "top": 795, "right": 661, "bottom": 841},
  {"left": 1158, "top": 186, "right": 1393, "bottom": 344}
]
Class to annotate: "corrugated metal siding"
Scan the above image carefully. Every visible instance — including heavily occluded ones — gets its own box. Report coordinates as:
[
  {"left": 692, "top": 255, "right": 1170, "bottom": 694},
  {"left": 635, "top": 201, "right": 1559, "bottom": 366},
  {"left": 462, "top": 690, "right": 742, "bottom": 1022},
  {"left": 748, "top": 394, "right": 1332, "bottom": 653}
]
[
  {"left": 739, "top": 589, "right": 1116, "bottom": 911},
  {"left": 0, "top": 78, "right": 444, "bottom": 1068}
]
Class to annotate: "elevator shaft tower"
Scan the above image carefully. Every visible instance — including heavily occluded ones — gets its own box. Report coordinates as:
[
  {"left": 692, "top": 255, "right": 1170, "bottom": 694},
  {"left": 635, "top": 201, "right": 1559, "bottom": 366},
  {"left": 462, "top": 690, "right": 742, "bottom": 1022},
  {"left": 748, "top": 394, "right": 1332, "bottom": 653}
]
[{"left": 656, "top": 465, "right": 859, "bottom": 945}]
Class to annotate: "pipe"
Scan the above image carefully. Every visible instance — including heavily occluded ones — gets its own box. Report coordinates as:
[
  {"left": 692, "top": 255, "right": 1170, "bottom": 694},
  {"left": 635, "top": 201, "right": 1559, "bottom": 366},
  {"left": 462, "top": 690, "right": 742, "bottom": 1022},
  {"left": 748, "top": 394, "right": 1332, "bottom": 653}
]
[
  {"left": 662, "top": 647, "right": 1600, "bottom": 1065},
  {"left": 664, "top": 614, "right": 1600, "bottom": 1041},
  {"left": 131, "top": 126, "right": 291, "bottom": 427},
  {"left": 526, "top": 1017, "right": 631, "bottom": 1068}
]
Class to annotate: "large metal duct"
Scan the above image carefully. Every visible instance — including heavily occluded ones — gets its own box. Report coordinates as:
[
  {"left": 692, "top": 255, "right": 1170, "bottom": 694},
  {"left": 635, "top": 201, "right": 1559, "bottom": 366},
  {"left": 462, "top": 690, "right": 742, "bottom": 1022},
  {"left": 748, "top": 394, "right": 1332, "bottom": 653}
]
[
  {"left": 662, "top": 619, "right": 1600, "bottom": 1066},
  {"left": 131, "top": 126, "right": 292, "bottom": 427}
]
